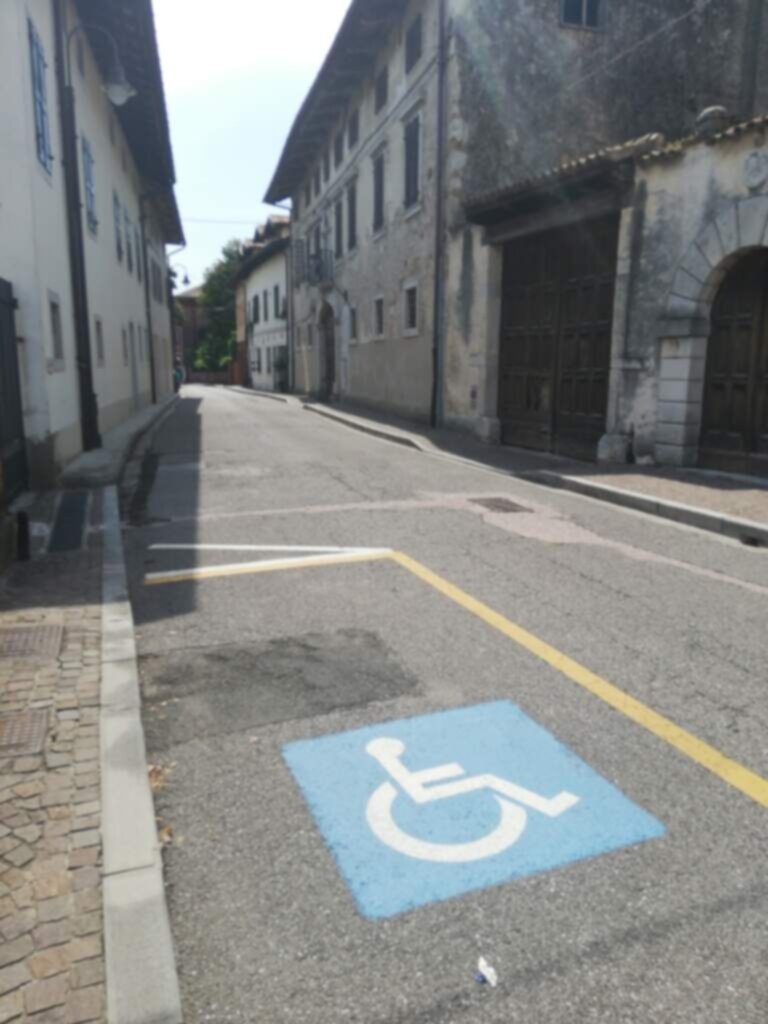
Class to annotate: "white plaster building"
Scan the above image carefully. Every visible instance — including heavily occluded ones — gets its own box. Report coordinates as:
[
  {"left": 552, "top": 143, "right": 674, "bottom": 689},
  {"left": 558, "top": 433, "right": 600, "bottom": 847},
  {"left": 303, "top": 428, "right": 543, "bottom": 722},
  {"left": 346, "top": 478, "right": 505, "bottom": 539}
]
[
  {"left": 0, "top": 0, "right": 182, "bottom": 493},
  {"left": 236, "top": 221, "right": 290, "bottom": 392}
]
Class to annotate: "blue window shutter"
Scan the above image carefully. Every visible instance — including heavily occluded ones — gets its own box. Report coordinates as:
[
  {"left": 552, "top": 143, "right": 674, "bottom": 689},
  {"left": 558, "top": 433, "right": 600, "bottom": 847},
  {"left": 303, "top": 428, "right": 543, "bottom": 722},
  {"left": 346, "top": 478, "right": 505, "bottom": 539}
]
[{"left": 28, "top": 19, "right": 52, "bottom": 172}]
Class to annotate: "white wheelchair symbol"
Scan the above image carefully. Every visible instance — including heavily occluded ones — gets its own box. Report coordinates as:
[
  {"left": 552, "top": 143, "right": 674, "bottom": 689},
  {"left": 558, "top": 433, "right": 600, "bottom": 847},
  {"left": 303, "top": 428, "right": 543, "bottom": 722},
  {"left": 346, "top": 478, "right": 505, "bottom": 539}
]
[{"left": 365, "top": 737, "right": 580, "bottom": 864}]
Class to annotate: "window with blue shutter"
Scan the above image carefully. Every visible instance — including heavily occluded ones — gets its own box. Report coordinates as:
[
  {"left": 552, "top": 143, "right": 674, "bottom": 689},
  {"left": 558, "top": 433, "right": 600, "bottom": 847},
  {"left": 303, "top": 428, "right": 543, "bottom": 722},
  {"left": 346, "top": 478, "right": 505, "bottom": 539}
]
[
  {"left": 82, "top": 138, "right": 97, "bottom": 234},
  {"left": 125, "top": 211, "right": 134, "bottom": 274},
  {"left": 28, "top": 20, "right": 53, "bottom": 173}
]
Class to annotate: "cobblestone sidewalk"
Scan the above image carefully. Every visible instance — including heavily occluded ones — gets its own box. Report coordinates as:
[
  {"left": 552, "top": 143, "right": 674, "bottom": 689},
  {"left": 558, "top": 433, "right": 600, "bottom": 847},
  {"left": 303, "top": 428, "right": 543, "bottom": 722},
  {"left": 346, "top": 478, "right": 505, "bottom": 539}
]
[{"left": 0, "top": 495, "right": 105, "bottom": 1024}]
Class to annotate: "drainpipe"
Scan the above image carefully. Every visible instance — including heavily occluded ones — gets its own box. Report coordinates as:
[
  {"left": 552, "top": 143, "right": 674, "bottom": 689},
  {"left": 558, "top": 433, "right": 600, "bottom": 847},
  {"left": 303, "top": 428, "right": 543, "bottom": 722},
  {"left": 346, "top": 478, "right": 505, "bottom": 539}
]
[
  {"left": 52, "top": 0, "right": 101, "bottom": 450},
  {"left": 430, "top": 0, "right": 448, "bottom": 428},
  {"left": 138, "top": 197, "right": 157, "bottom": 403},
  {"left": 740, "top": 0, "right": 764, "bottom": 118}
]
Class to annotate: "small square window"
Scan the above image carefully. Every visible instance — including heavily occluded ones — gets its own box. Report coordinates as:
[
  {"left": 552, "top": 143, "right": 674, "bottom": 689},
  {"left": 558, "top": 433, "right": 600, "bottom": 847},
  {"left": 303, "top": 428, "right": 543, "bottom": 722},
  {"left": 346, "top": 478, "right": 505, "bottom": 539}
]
[
  {"left": 562, "top": 0, "right": 601, "bottom": 28},
  {"left": 348, "top": 109, "right": 359, "bottom": 150},
  {"left": 404, "top": 285, "right": 418, "bottom": 333},
  {"left": 375, "top": 67, "right": 389, "bottom": 113},
  {"left": 374, "top": 297, "right": 384, "bottom": 338},
  {"left": 405, "top": 15, "right": 423, "bottom": 73}
]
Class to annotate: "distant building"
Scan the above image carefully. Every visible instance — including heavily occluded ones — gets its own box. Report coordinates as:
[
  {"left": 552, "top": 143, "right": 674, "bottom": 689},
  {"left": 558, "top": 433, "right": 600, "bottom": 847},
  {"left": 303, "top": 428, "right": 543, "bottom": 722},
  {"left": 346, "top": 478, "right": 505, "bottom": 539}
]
[
  {"left": 0, "top": 0, "right": 183, "bottom": 492},
  {"left": 235, "top": 219, "right": 290, "bottom": 392},
  {"left": 267, "top": 0, "right": 768, "bottom": 475},
  {"left": 176, "top": 286, "right": 207, "bottom": 378}
]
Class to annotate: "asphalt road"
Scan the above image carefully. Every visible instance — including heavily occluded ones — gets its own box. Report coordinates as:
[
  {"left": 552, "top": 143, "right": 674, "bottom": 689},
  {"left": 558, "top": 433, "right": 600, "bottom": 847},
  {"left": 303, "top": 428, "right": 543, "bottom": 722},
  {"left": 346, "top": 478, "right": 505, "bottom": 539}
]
[{"left": 123, "top": 385, "right": 768, "bottom": 1024}]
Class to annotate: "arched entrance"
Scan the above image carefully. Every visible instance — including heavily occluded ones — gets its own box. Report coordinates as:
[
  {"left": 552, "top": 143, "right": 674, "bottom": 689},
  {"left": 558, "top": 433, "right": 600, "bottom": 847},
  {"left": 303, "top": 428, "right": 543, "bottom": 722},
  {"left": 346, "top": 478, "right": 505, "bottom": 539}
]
[
  {"left": 700, "top": 249, "right": 768, "bottom": 476},
  {"left": 319, "top": 303, "right": 336, "bottom": 401}
]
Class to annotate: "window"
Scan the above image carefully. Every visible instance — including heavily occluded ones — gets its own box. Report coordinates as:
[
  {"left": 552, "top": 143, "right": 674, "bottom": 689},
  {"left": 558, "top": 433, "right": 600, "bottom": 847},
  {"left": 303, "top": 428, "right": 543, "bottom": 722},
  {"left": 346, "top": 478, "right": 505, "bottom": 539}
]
[
  {"left": 49, "top": 297, "right": 64, "bottom": 363},
  {"left": 334, "top": 132, "right": 344, "bottom": 168},
  {"left": 267, "top": 347, "right": 273, "bottom": 373},
  {"left": 255, "top": 348, "right": 262, "bottom": 373},
  {"left": 313, "top": 166, "right": 321, "bottom": 198},
  {"left": 252, "top": 295, "right": 260, "bottom": 324},
  {"left": 349, "top": 307, "right": 358, "bottom": 342},
  {"left": 334, "top": 197, "right": 344, "bottom": 259},
  {"left": 562, "top": 0, "right": 601, "bottom": 27},
  {"left": 323, "top": 149, "right": 331, "bottom": 183},
  {"left": 138, "top": 326, "right": 144, "bottom": 362},
  {"left": 274, "top": 284, "right": 281, "bottom": 318},
  {"left": 122, "top": 328, "right": 128, "bottom": 365},
  {"left": 404, "top": 115, "right": 421, "bottom": 209},
  {"left": 373, "top": 152, "right": 385, "bottom": 233},
  {"left": 263, "top": 289, "right": 269, "bottom": 321},
  {"left": 129, "top": 323, "right": 135, "bottom": 367},
  {"left": 375, "top": 67, "right": 389, "bottom": 113},
  {"left": 114, "top": 193, "right": 123, "bottom": 261},
  {"left": 28, "top": 20, "right": 53, "bottom": 173},
  {"left": 125, "top": 211, "right": 134, "bottom": 274},
  {"left": 313, "top": 222, "right": 321, "bottom": 257},
  {"left": 347, "top": 181, "right": 357, "bottom": 251},
  {"left": 82, "top": 138, "right": 97, "bottom": 234},
  {"left": 404, "top": 285, "right": 419, "bottom": 334},
  {"left": 94, "top": 317, "right": 104, "bottom": 365},
  {"left": 374, "top": 297, "right": 384, "bottom": 339},
  {"left": 135, "top": 227, "right": 143, "bottom": 283},
  {"left": 405, "top": 15, "right": 423, "bottom": 73},
  {"left": 348, "top": 109, "right": 359, "bottom": 150}
]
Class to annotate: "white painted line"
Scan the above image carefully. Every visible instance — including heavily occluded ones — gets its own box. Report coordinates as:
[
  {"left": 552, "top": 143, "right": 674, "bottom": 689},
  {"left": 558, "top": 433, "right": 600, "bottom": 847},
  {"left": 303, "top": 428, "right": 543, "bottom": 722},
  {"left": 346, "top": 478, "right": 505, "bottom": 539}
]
[
  {"left": 144, "top": 549, "right": 393, "bottom": 584},
  {"left": 149, "top": 543, "right": 387, "bottom": 554}
]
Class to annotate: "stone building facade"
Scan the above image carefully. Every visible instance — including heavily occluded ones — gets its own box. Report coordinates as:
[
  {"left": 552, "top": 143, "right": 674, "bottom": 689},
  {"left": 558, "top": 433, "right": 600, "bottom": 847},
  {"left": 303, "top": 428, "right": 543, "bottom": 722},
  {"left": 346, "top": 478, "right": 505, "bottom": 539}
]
[{"left": 267, "top": 0, "right": 768, "bottom": 473}]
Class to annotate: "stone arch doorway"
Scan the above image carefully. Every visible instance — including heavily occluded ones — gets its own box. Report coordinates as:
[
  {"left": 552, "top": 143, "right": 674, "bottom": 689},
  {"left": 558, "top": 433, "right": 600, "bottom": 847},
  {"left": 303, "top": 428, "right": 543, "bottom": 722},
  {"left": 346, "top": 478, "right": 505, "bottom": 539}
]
[
  {"left": 319, "top": 302, "right": 336, "bottom": 401},
  {"left": 700, "top": 249, "right": 768, "bottom": 476}
]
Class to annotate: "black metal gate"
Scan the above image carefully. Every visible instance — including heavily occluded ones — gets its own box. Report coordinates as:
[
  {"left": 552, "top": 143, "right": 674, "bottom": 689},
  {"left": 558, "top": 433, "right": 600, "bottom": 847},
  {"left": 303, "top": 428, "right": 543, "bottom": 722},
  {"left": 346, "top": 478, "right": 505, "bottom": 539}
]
[{"left": 0, "top": 279, "right": 27, "bottom": 502}]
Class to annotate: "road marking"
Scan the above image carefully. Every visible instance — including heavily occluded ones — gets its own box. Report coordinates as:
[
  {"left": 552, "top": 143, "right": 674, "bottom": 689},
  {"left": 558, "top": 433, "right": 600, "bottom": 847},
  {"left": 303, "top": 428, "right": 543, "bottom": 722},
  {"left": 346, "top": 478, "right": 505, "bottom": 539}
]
[
  {"left": 283, "top": 702, "right": 664, "bottom": 918},
  {"left": 144, "top": 543, "right": 768, "bottom": 808},
  {"left": 144, "top": 549, "right": 392, "bottom": 585},
  {"left": 391, "top": 552, "right": 768, "bottom": 810},
  {"left": 149, "top": 543, "right": 387, "bottom": 554}
]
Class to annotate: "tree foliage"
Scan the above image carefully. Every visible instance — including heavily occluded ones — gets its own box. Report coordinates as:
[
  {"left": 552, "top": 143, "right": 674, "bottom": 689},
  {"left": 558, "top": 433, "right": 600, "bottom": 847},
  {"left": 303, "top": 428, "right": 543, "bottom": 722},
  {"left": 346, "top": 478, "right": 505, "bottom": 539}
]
[{"left": 194, "top": 239, "right": 242, "bottom": 370}]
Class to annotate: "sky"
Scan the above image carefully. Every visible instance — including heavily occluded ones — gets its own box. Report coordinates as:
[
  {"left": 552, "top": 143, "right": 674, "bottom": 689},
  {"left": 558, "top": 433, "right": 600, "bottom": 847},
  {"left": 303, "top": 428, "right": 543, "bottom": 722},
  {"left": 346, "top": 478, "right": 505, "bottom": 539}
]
[{"left": 152, "top": 0, "right": 351, "bottom": 289}]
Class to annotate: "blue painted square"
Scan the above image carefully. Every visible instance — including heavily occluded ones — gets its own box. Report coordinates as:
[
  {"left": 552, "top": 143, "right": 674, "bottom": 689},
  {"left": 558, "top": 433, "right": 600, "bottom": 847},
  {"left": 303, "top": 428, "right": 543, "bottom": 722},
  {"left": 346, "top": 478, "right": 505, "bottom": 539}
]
[{"left": 283, "top": 702, "right": 665, "bottom": 919}]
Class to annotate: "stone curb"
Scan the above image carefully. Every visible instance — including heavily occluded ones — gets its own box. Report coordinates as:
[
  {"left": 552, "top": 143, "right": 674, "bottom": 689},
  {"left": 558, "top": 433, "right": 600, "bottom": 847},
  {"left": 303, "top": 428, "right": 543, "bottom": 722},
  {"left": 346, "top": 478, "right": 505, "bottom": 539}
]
[
  {"left": 228, "top": 385, "right": 290, "bottom": 404},
  {"left": 303, "top": 402, "right": 425, "bottom": 451},
  {"left": 100, "top": 486, "right": 183, "bottom": 1024},
  {"left": 531, "top": 471, "right": 768, "bottom": 546},
  {"left": 62, "top": 395, "right": 178, "bottom": 489}
]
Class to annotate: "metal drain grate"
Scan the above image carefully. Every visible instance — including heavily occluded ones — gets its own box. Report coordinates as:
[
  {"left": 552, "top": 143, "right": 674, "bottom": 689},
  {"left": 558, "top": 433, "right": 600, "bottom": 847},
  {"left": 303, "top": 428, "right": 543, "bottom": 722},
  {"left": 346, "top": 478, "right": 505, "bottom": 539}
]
[
  {"left": 48, "top": 492, "right": 89, "bottom": 553},
  {"left": 0, "top": 710, "right": 49, "bottom": 756},
  {"left": 0, "top": 624, "right": 64, "bottom": 660},
  {"left": 471, "top": 497, "right": 529, "bottom": 514}
]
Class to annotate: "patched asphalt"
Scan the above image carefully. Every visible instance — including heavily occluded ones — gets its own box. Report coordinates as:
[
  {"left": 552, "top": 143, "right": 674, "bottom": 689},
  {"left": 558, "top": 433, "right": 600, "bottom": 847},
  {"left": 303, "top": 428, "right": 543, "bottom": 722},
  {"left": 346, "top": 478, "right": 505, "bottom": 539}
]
[{"left": 123, "top": 386, "right": 768, "bottom": 1024}]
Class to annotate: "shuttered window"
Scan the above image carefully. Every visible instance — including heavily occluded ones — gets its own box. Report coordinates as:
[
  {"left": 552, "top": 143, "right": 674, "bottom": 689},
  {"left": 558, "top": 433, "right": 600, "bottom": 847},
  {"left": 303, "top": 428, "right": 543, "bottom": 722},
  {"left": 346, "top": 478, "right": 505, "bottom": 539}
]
[
  {"left": 335, "top": 197, "right": 344, "bottom": 259},
  {"left": 373, "top": 152, "right": 385, "bottom": 232},
  {"left": 82, "top": 138, "right": 98, "bottom": 234},
  {"left": 28, "top": 20, "right": 53, "bottom": 173},
  {"left": 347, "top": 182, "right": 358, "bottom": 251}
]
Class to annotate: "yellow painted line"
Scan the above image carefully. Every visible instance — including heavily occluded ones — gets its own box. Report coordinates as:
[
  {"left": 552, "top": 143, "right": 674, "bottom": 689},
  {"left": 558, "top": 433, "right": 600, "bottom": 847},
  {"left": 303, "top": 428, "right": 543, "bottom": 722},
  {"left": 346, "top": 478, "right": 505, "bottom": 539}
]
[
  {"left": 390, "top": 551, "right": 768, "bottom": 809},
  {"left": 144, "top": 550, "right": 391, "bottom": 586}
]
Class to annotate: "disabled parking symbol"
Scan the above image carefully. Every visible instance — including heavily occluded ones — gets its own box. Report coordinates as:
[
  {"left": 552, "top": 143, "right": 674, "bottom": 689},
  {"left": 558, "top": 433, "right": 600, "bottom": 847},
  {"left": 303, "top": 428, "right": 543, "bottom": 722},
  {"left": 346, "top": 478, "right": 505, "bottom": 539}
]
[{"left": 283, "top": 702, "right": 665, "bottom": 919}]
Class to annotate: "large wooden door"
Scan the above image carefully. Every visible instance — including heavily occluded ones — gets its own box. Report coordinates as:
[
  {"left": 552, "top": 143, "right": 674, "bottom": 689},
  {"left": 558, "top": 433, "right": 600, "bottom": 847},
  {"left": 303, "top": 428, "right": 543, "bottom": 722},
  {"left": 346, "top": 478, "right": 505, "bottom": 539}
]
[
  {"left": 0, "top": 279, "right": 27, "bottom": 502},
  {"left": 700, "top": 250, "right": 768, "bottom": 477},
  {"left": 498, "top": 216, "right": 618, "bottom": 459}
]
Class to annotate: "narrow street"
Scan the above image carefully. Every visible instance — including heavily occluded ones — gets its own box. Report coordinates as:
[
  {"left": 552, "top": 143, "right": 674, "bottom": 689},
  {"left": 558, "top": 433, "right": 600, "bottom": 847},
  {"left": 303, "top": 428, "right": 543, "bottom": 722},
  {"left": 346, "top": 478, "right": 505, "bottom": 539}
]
[{"left": 123, "top": 385, "right": 767, "bottom": 1024}]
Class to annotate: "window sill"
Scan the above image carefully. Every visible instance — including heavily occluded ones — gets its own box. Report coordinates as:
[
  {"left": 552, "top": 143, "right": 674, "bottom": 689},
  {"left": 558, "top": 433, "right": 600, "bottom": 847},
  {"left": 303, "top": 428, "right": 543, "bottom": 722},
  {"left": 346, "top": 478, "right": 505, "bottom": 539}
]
[
  {"left": 404, "top": 202, "right": 422, "bottom": 221},
  {"left": 402, "top": 328, "right": 420, "bottom": 339},
  {"left": 559, "top": 20, "right": 603, "bottom": 31}
]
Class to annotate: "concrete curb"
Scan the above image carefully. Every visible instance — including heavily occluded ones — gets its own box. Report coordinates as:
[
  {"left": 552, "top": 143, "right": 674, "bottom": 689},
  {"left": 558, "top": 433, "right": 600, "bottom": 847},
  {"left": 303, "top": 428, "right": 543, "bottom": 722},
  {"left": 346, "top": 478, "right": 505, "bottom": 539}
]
[
  {"left": 303, "top": 402, "right": 424, "bottom": 451},
  {"left": 100, "top": 486, "right": 183, "bottom": 1024},
  {"left": 228, "top": 385, "right": 290, "bottom": 404},
  {"left": 531, "top": 471, "right": 768, "bottom": 546},
  {"left": 62, "top": 395, "right": 178, "bottom": 489}
]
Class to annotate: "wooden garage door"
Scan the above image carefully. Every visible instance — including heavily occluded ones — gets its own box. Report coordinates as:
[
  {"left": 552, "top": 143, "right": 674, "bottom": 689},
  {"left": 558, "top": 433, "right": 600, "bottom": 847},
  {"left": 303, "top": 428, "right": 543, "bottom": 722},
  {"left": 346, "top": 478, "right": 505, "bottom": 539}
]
[
  {"left": 498, "top": 216, "right": 618, "bottom": 460},
  {"left": 700, "top": 250, "right": 768, "bottom": 477}
]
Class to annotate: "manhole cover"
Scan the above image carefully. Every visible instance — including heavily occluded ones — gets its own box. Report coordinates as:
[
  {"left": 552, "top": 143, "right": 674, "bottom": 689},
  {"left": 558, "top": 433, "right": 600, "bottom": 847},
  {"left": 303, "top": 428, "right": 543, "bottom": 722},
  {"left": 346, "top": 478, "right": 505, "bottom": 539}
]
[
  {"left": 0, "top": 710, "right": 49, "bottom": 756},
  {"left": 471, "top": 497, "right": 528, "bottom": 514},
  {"left": 0, "top": 624, "right": 64, "bottom": 660}
]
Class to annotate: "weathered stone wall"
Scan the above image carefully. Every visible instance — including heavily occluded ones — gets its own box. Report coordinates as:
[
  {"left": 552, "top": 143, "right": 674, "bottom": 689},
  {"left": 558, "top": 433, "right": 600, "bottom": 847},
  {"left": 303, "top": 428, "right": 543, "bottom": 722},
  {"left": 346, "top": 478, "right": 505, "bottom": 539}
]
[{"left": 619, "top": 125, "right": 768, "bottom": 464}]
